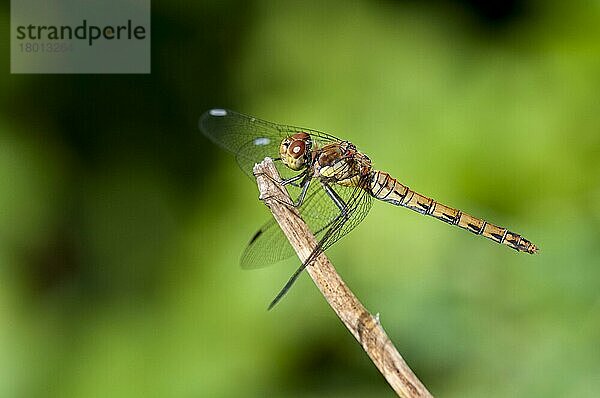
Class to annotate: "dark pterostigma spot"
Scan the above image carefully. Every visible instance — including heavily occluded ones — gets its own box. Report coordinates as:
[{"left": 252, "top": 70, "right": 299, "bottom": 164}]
[{"left": 249, "top": 229, "right": 263, "bottom": 244}]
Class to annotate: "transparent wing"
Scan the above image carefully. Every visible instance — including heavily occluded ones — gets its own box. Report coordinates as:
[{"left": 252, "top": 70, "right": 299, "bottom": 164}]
[
  {"left": 199, "top": 109, "right": 340, "bottom": 178},
  {"left": 240, "top": 218, "right": 297, "bottom": 269},
  {"left": 241, "top": 176, "right": 373, "bottom": 269}
]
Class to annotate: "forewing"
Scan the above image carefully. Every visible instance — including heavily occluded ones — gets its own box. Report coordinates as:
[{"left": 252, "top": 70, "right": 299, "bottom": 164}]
[{"left": 199, "top": 109, "right": 341, "bottom": 178}]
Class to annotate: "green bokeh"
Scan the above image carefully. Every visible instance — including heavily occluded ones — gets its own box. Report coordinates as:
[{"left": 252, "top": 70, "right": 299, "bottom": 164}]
[{"left": 1, "top": 1, "right": 599, "bottom": 397}]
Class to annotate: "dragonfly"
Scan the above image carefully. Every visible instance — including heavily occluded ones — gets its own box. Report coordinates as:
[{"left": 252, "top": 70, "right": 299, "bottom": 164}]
[{"left": 199, "top": 109, "right": 538, "bottom": 309}]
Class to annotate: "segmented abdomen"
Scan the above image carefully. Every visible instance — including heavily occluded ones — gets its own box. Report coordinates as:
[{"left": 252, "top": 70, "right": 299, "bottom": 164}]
[{"left": 369, "top": 171, "right": 538, "bottom": 254}]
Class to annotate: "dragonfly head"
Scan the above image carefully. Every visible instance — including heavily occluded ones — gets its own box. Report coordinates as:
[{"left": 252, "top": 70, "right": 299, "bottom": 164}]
[{"left": 280, "top": 132, "right": 312, "bottom": 171}]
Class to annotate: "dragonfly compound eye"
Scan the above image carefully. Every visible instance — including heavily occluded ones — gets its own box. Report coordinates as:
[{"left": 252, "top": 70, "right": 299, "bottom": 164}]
[
  {"left": 288, "top": 140, "right": 306, "bottom": 159},
  {"left": 288, "top": 132, "right": 311, "bottom": 159},
  {"left": 280, "top": 135, "right": 311, "bottom": 171}
]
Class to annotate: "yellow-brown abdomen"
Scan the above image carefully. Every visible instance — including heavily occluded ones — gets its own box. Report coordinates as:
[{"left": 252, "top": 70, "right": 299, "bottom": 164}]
[{"left": 369, "top": 171, "right": 538, "bottom": 254}]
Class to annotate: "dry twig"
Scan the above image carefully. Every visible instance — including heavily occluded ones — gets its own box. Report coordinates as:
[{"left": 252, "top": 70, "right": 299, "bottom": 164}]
[{"left": 253, "top": 158, "right": 434, "bottom": 398}]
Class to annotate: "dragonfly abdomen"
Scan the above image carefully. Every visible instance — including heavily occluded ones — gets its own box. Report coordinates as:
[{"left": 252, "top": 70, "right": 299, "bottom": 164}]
[{"left": 370, "top": 171, "right": 538, "bottom": 254}]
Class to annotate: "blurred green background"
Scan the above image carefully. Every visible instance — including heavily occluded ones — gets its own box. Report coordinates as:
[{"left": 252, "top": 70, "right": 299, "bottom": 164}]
[{"left": 1, "top": 0, "right": 599, "bottom": 397}]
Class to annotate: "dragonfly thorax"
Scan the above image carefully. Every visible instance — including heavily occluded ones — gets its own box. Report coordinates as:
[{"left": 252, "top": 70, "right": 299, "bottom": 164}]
[
  {"left": 280, "top": 132, "right": 312, "bottom": 171},
  {"left": 314, "top": 141, "right": 372, "bottom": 187}
]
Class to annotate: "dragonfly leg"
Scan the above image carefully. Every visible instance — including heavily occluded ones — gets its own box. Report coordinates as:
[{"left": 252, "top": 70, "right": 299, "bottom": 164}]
[
  {"left": 258, "top": 172, "right": 312, "bottom": 208},
  {"left": 255, "top": 179, "right": 293, "bottom": 206},
  {"left": 260, "top": 193, "right": 294, "bottom": 207},
  {"left": 253, "top": 170, "right": 283, "bottom": 185},
  {"left": 321, "top": 180, "right": 349, "bottom": 219},
  {"left": 292, "top": 176, "right": 312, "bottom": 207},
  {"left": 281, "top": 170, "right": 307, "bottom": 187},
  {"left": 270, "top": 173, "right": 312, "bottom": 207}
]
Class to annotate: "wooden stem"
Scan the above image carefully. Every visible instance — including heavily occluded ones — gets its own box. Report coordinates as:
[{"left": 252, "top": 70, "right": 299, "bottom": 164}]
[{"left": 253, "top": 158, "right": 434, "bottom": 398}]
